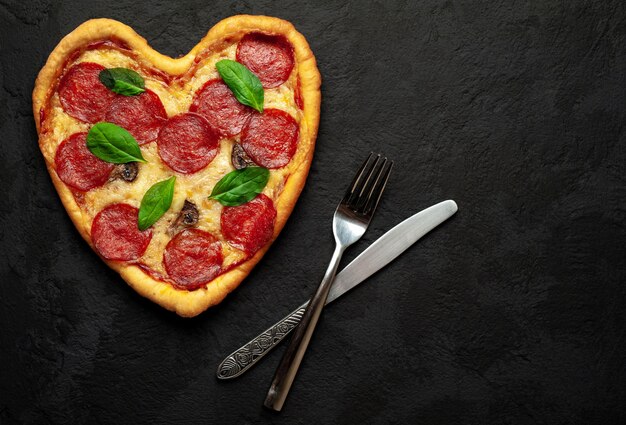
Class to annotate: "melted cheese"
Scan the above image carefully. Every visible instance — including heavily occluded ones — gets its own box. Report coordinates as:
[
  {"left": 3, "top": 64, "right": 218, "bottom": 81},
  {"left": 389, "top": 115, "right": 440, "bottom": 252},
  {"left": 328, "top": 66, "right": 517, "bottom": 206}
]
[{"left": 44, "top": 43, "right": 304, "bottom": 278}]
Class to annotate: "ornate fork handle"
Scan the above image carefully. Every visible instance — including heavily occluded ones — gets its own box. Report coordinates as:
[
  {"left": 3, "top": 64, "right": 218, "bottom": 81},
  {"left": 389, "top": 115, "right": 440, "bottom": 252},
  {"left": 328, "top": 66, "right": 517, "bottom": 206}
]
[{"left": 217, "top": 303, "right": 308, "bottom": 379}]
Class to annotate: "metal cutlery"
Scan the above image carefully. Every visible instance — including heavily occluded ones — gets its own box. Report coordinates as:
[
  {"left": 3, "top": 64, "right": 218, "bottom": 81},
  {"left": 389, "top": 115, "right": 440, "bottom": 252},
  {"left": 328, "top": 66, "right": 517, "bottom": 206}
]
[
  {"left": 216, "top": 200, "right": 458, "bottom": 380},
  {"left": 264, "top": 153, "right": 393, "bottom": 411}
]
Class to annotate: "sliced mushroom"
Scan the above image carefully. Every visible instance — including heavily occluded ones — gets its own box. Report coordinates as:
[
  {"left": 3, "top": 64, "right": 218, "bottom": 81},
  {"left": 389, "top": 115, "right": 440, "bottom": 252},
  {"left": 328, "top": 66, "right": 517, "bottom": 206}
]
[
  {"left": 179, "top": 201, "right": 199, "bottom": 226},
  {"left": 231, "top": 143, "right": 256, "bottom": 169},
  {"left": 168, "top": 200, "right": 199, "bottom": 235},
  {"left": 110, "top": 163, "right": 139, "bottom": 182}
]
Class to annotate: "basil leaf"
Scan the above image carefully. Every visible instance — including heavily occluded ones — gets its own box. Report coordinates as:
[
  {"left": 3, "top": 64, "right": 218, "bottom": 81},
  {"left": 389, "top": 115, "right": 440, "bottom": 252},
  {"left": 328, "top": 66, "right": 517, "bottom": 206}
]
[
  {"left": 99, "top": 68, "right": 145, "bottom": 96},
  {"left": 138, "top": 176, "right": 176, "bottom": 230},
  {"left": 216, "top": 59, "right": 264, "bottom": 113},
  {"left": 87, "top": 122, "right": 146, "bottom": 164},
  {"left": 209, "top": 167, "right": 270, "bottom": 206}
]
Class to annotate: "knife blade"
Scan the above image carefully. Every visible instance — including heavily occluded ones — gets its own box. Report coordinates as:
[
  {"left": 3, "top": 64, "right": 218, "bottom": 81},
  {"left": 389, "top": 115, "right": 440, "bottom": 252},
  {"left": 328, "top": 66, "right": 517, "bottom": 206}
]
[{"left": 216, "top": 200, "right": 458, "bottom": 379}]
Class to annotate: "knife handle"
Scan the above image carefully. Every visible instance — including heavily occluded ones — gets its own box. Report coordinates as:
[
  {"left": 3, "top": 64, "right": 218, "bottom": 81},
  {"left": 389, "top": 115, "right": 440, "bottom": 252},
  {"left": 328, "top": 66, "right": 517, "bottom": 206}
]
[{"left": 216, "top": 303, "right": 308, "bottom": 379}]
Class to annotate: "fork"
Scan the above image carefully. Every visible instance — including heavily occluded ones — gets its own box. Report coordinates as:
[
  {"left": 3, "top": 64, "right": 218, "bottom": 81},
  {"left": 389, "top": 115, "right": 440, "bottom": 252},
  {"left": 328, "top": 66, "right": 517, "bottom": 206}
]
[{"left": 264, "top": 153, "right": 393, "bottom": 411}]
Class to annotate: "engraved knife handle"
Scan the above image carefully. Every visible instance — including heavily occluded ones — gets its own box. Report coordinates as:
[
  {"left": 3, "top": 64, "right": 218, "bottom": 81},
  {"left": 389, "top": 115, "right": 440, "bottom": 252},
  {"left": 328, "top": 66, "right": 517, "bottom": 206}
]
[{"left": 216, "top": 303, "right": 308, "bottom": 379}]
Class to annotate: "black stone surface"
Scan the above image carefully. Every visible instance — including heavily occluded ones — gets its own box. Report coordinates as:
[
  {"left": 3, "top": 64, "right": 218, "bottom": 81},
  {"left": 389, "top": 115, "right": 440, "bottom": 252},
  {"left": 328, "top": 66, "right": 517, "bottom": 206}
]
[{"left": 1, "top": 1, "right": 625, "bottom": 424}]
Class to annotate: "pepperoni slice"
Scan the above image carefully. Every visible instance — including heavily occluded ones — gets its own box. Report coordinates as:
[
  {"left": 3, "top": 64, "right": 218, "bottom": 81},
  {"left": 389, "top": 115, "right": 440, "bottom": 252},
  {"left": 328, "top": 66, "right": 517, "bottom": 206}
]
[
  {"left": 55, "top": 132, "right": 114, "bottom": 191},
  {"left": 163, "top": 229, "right": 223, "bottom": 290},
  {"left": 105, "top": 89, "right": 167, "bottom": 144},
  {"left": 189, "top": 79, "right": 253, "bottom": 138},
  {"left": 157, "top": 113, "right": 220, "bottom": 174},
  {"left": 91, "top": 204, "right": 152, "bottom": 261},
  {"left": 240, "top": 109, "right": 299, "bottom": 169},
  {"left": 221, "top": 194, "right": 277, "bottom": 255},
  {"left": 58, "top": 62, "right": 116, "bottom": 123},
  {"left": 236, "top": 33, "right": 294, "bottom": 88}
]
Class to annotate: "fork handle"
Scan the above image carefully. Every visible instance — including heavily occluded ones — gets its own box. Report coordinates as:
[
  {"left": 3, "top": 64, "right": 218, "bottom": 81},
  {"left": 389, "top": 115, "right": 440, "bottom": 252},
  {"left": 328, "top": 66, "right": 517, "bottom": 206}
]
[{"left": 264, "top": 244, "right": 345, "bottom": 411}]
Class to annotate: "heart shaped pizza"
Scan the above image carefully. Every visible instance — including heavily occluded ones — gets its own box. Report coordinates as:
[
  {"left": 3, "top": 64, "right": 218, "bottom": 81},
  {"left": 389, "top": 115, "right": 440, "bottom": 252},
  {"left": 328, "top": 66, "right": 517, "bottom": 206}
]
[{"left": 32, "top": 16, "right": 321, "bottom": 317}]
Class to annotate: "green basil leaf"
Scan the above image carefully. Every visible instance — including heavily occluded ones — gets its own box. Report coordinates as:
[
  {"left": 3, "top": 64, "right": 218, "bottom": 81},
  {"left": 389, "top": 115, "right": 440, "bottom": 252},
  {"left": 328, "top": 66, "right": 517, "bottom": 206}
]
[
  {"left": 87, "top": 122, "right": 147, "bottom": 164},
  {"left": 99, "top": 67, "right": 145, "bottom": 96},
  {"left": 138, "top": 176, "right": 176, "bottom": 230},
  {"left": 209, "top": 167, "right": 270, "bottom": 206},
  {"left": 216, "top": 59, "right": 264, "bottom": 113}
]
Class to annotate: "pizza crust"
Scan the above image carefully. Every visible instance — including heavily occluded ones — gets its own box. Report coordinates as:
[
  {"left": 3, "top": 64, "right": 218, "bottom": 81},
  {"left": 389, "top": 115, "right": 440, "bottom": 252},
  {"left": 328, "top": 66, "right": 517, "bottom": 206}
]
[{"left": 32, "top": 16, "right": 321, "bottom": 317}]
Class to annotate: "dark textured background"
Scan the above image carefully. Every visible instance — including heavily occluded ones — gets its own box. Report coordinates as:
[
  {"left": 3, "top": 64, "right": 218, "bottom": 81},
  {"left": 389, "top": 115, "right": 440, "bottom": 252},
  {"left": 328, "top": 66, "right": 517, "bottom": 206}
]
[{"left": 1, "top": 1, "right": 625, "bottom": 424}]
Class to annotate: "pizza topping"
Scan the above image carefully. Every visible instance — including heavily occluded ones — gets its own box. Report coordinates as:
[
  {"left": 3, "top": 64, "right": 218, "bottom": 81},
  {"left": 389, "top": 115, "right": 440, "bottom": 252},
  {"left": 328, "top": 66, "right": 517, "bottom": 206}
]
[
  {"left": 138, "top": 176, "right": 176, "bottom": 231},
  {"left": 47, "top": 27, "right": 307, "bottom": 295},
  {"left": 209, "top": 167, "right": 270, "bottom": 206},
  {"left": 55, "top": 132, "right": 114, "bottom": 191},
  {"left": 163, "top": 229, "right": 223, "bottom": 290},
  {"left": 168, "top": 200, "right": 199, "bottom": 236},
  {"left": 241, "top": 108, "right": 299, "bottom": 169},
  {"left": 231, "top": 143, "right": 257, "bottom": 169},
  {"left": 105, "top": 89, "right": 167, "bottom": 144},
  {"left": 59, "top": 62, "right": 117, "bottom": 123},
  {"left": 215, "top": 59, "right": 264, "bottom": 112},
  {"left": 189, "top": 79, "right": 253, "bottom": 137},
  {"left": 220, "top": 194, "right": 276, "bottom": 255},
  {"left": 110, "top": 163, "right": 139, "bottom": 182},
  {"left": 98, "top": 67, "right": 145, "bottom": 96},
  {"left": 157, "top": 113, "right": 219, "bottom": 174},
  {"left": 87, "top": 122, "right": 146, "bottom": 163},
  {"left": 91, "top": 203, "right": 152, "bottom": 261},
  {"left": 236, "top": 33, "right": 294, "bottom": 88}
]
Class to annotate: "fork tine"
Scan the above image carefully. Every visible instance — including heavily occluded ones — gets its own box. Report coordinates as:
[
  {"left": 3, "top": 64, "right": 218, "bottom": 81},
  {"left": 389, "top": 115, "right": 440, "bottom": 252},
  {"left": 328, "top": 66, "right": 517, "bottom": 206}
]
[
  {"left": 341, "top": 153, "right": 377, "bottom": 204},
  {"left": 348, "top": 154, "right": 381, "bottom": 208},
  {"left": 353, "top": 157, "right": 386, "bottom": 212},
  {"left": 361, "top": 159, "right": 393, "bottom": 216}
]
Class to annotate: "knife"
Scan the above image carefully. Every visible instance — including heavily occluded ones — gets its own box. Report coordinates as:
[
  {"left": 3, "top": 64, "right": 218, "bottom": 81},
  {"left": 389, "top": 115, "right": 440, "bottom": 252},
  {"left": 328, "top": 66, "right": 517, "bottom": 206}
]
[{"left": 216, "top": 200, "right": 458, "bottom": 379}]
